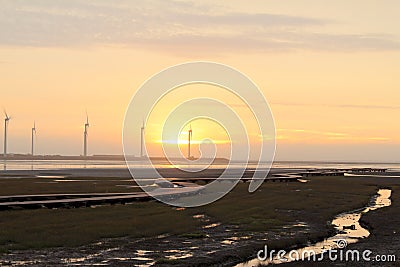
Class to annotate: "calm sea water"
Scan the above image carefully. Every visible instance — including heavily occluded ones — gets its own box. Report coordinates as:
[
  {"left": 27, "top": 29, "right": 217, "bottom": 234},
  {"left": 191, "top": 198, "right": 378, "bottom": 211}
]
[{"left": 1, "top": 159, "right": 399, "bottom": 171}]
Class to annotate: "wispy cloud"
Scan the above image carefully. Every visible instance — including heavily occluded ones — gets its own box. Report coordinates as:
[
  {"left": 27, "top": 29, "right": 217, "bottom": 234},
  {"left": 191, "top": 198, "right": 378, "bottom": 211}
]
[
  {"left": 367, "top": 137, "right": 391, "bottom": 141},
  {"left": 277, "top": 128, "right": 349, "bottom": 137},
  {"left": 276, "top": 128, "right": 392, "bottom": 143},
  {"left": 1, "top": 0, "right": 399, "bottom": 53},
  {"left": 155, "top": 139, "right": 229, "bottom": 145},
  {"left": 272, "top": 102, "right": 400, "bottom": 110}
]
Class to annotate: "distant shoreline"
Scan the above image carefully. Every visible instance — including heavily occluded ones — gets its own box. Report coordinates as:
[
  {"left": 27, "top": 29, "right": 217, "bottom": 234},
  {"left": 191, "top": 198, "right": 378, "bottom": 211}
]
[
  {"left": 0, "top": 154, "right": 231, "bottom": 164},
  {"left": 0, "top": 154, "right": 399, "bottom": 165}
]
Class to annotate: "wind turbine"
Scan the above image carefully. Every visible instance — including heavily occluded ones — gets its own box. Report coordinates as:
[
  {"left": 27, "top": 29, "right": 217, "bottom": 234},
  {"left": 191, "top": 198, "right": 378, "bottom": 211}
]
[
  {"left": 31, "top": 121, "right": 36, "bottom": 156},
  {"left": 3, "top": 110, "right": 11, "bottom": 158},
  {"left": 188, "top": 124, "right": 192, "bottom": 159},
  {"left": 83, "top": 112, "right": 89, "bottom": 157},
  {"left": 140, "top": 120, "right": 145, "bottom": 157}
]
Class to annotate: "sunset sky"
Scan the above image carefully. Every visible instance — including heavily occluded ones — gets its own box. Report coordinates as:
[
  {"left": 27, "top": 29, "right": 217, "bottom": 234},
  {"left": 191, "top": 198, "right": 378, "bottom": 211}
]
[{"left": 1, "top": 0, "right": 400, "bottom": 162}]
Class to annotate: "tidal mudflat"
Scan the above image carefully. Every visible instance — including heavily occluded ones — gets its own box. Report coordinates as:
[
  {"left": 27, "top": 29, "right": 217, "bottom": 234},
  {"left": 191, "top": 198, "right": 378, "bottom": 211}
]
[{"left": 0, "top": 170, "right": 399, "bottom": 266}]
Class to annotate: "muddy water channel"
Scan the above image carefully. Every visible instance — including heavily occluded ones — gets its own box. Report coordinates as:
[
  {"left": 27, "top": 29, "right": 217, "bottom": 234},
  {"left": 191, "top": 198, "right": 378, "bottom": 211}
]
[{"left": 236, "top": 189, "right": 392, "bottom": 266}]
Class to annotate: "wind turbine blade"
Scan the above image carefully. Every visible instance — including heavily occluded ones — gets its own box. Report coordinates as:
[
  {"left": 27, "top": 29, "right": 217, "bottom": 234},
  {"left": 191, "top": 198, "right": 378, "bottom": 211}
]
[
  {"left": 3, "top": 109, "right": 8, "bottom": 119},
  {"left": 85, "top": 110, "right": 89, "bottom": 125}
]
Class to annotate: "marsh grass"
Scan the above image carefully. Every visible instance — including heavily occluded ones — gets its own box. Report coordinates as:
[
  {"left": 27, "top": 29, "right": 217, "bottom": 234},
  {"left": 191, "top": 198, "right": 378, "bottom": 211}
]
[
  {"left": 188, "top": 176, "right": 377, "bottom": 232},
  {"left": 0, "top": 202, "right": 200, "bottom": 253},
  {"left": 0, "top": 175, "right": 385, "bottom": 254}
]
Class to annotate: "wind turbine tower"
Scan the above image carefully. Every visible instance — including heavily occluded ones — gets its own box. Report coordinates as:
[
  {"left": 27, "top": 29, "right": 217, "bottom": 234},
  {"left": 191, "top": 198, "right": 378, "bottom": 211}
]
[
  {"left": 31, "top": 121, "right": 36, "bottom": 156},
  {"left": 83, "top": 113, "right": 89, "bottom": 157},
  {"left": 3, "top": 111, "right": 11, "bottom": 158},
  {"left": 140, "top": 120, "right": 145, "bottom": 157},
  {"left": 188, "top": 125, "right": 192, "bottom": 159}
]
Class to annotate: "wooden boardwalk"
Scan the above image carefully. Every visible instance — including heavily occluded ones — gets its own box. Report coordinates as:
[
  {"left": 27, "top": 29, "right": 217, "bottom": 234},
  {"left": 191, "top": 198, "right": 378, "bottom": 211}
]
[{"left": 0, "top": 187, "right": 200, "bottom": 210}]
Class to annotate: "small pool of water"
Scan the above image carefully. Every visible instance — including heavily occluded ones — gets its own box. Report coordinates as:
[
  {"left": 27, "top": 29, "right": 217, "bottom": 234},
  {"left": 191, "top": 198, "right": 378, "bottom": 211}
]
[{"left": 35, "top": 175, "right": 66, "bottom": 179}]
